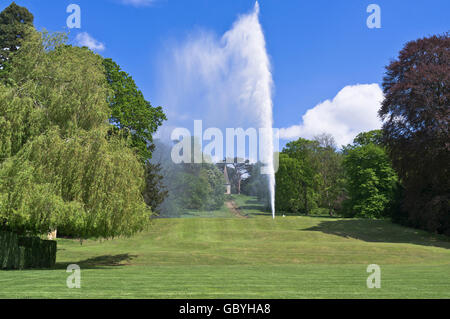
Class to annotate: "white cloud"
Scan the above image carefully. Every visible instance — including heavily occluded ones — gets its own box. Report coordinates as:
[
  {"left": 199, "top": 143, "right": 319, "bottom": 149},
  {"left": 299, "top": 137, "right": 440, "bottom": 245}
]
[
  {"left": 279, "top": 84, "right": 384, "bottom": 147},
  {"left": 121, "top": 0, "right": 155, "bottom": 7},
  {"left": 75, "top": 32, "right": 105, "bottom": 52}
]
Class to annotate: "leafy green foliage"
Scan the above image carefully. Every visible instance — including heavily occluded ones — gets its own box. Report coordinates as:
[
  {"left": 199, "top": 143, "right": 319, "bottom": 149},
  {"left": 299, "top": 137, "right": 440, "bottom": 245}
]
[
  {"left": 170, "top": 163, "right": 225, "bottom": 211},
  {"left": 352, "top": 130, "right": 383, "bottom": 147},
  {"left": 151, "top": 140, "right": 225, "bottom": 216},
  {"left": 0, "top": 29, "right": 152, "bottom": 238},
  {"left": 0, "top": 30, "right": 110, "bottom": 158},
  {"left": 276, "top": 132, "right": 399, "bottom": 218},
  {"left": 102, "top": 59, "right": 168, "bottom": 215},
  {"left": 0, "top": 128, "right": 150, "bottom": 238},
  {"left": 282, "top": 138, "right": 320, "bottom": 191},
  {"left": 143, "top": 163, "right": 168, "bottom": 216},
  {"left": 102, "top": 58, "right": 166, "bottom": 161},
  {"left": 0, "top": 2, "right": 34, "bottom": 69},
  {"left": 342, "top": 132, "right": 398, "bottom": 218},
  {"left": 276, "top": 138, "right": 331, "bottom": 215},
  {"left": 241, "top": 162, "right": 270, "bottom": 209},
  {"left": 275, "top": 153, "right": 308, "bottom": 214},
  {"left": 313, "top": 134, "right": 346, "bottom": 213}
]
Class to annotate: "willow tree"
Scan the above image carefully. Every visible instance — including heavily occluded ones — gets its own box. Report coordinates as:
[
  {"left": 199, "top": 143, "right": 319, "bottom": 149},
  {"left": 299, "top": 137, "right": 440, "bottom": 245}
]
[
  {"left": 102, "top": 58, "right": 167, "bottom": 215},
  {"left": 0, "top": 28, "right": 151, "bottom": 238}
]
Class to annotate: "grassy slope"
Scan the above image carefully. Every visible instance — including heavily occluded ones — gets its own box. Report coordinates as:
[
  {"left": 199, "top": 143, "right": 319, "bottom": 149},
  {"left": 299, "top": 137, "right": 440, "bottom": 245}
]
[{"left": 0, "top": 195, "right": 449, "bottom": 298}]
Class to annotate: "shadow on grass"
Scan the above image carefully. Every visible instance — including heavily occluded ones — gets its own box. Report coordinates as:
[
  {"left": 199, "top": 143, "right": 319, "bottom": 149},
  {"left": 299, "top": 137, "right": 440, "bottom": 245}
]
[
  {"left": 55, "top": 253, "right": 138, "bottom": 269},
  {"left": 237, "top": 197, "right": 272, "bottom": 217},
  {"left": 179, "top": 212, "right": 198, "bottom": 218},
  {"left": 240, "top": 205, "right": 269, "bottom": 211},
  {"left": 247, "top": 212, "right": 272, "bottom": 217},
  {"left": 245, "top": 200, "right": 263, "bottom": 205},
  {"left": 304, "top": 219, "right": 450, "bottom": 249}
]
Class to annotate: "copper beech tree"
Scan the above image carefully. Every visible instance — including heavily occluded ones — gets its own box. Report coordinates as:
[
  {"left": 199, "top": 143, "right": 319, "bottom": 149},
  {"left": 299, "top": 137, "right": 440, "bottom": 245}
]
[{"left": 380, "top": 33, "right": 449, "bottom": 235}]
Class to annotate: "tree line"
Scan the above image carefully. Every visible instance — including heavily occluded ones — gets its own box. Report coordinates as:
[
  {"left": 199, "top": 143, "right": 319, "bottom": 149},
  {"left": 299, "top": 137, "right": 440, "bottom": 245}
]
[
  {"left": 150, "top": 139, "right": 225, "bottom": 217},
  {"left": 275, "top": 131, "right": 398, "bottom": 218},
  {"left": 274, "top": 33, "right": 449, "bottom": 235},
  {"left": 151, "top": 30, "right": 449, "bottom": 238}
]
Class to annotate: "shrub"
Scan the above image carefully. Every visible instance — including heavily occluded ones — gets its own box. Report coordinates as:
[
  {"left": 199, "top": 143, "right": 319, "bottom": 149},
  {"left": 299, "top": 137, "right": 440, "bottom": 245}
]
[{"left": 0, "top": 231, "right": 56, "bottom": 270}]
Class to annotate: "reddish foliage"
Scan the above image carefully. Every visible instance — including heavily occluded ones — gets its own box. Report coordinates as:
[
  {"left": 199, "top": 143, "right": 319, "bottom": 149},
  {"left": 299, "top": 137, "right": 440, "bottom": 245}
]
[{"left": 380, "top": 33, "right": 450, "bottom": 235}]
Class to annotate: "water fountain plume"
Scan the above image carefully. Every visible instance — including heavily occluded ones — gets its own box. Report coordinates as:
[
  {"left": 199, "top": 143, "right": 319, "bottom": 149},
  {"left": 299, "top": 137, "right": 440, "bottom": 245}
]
[{"left": 158, "top": 1, "right": 276, "bottom": 218}]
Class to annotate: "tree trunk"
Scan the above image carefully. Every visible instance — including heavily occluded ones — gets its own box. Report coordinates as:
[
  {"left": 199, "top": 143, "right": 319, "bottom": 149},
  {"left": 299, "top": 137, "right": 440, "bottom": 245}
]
[{"left": 304, "top": 183, "right": 308, "bottom": 215}]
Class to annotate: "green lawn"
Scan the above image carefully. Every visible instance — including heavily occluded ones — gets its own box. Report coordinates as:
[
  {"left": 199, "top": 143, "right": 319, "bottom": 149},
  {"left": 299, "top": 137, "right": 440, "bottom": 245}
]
[{"left": 0, "top": 196, "right": 449, "bottom": 298}]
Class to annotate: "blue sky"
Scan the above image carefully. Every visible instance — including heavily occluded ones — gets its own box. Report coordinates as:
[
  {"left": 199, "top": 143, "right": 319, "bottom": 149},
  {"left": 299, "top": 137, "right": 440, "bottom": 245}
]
[{"left": 2, "top": 0, "right": 449, "bottom": 146}]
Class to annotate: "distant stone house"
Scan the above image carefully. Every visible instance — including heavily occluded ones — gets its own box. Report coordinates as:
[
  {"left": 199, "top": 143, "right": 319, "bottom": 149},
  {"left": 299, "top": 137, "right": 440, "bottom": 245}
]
[{"left": 223, "top": 165, "right": 231, "bottom": 195}]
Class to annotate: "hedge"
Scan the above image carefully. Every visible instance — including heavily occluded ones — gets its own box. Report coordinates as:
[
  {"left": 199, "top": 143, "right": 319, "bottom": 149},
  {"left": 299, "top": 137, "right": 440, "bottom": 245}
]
[{"left": 0, "top": 231, "right": 57, "bottom": 270}]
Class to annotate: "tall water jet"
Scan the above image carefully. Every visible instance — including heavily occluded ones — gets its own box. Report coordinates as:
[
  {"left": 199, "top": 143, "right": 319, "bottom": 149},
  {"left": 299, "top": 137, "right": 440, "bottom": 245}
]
[
  {"left": 157, "top": 2, "right": 276, "bottom": 217},
  {"left": 223, "top": 1, "right": 276, "bottom": 218},
  {"left": 247, "top": 2, "right": 276, "bottom": 218}
]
